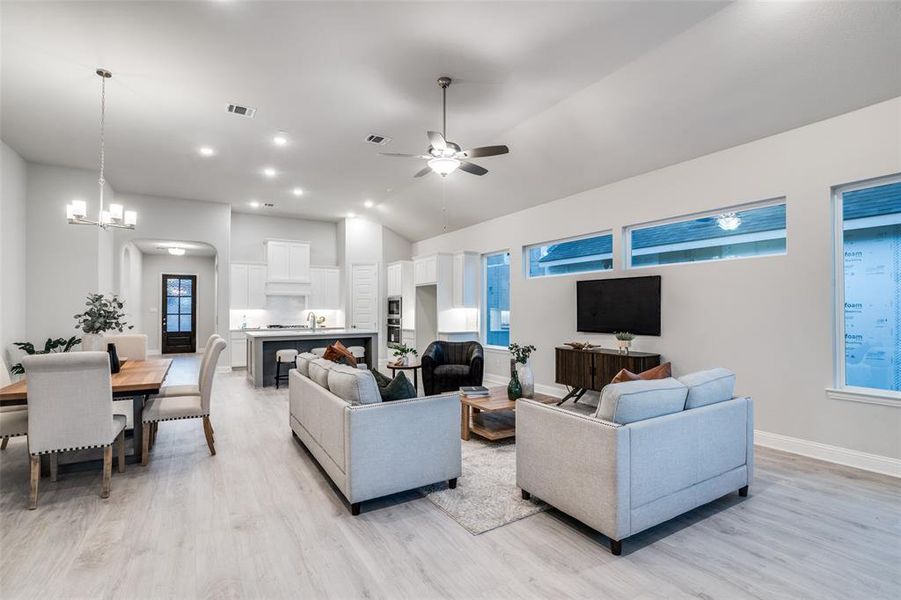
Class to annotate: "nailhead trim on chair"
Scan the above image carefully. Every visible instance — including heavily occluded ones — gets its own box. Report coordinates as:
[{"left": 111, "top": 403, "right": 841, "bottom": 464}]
[
  {"left": 30, "top": 441, "right": 114, "bottom": 455},
  {"left": 142, "top": 413, "right": 209, "bottom": 424}
]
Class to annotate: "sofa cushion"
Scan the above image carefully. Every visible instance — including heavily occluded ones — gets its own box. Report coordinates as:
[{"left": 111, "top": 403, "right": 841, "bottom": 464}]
[
  {"left": 610, "top": 362, "right": 672, "bottom": 384},
  {"left": 327, "top": 364, "right": 381, "bottom": 405},
  {"left": 308, "top": 358, "right": 335, "bottom": 389},
  {"left": 596, "top": 378, "right": 688, "bottom": 424},
  {"left": 294, "top": 352, "right": 318, "bottom": 377},
  {"left": 679, "top": 368, "right": 736, "bottom": 409}
]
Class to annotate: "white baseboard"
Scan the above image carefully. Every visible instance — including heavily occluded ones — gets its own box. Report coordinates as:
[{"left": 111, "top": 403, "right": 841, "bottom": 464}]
[
  {"left": 216, "top": 366, "right": 232, "bottom": 373},
  {"left": 754, "top": 430, "right": 900, "bottom": 478}
]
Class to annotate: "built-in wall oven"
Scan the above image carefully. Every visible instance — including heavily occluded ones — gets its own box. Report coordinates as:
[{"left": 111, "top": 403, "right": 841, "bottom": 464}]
[{"left": 387, "top": 296, "right": 402, "bottom": 348}]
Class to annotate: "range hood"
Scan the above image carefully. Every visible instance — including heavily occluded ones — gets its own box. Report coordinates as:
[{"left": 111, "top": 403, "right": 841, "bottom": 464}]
[{"left": 265, "top": 280, "right": 311, "bottom": 297}]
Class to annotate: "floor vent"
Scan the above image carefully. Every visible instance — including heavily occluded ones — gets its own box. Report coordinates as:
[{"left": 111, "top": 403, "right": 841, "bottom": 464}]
[
  {"left": 227, "top": 104, "right": 257, "bottom": 118},
  {"left": 365, "top": 134, "right": 391, "bottom": 145}
]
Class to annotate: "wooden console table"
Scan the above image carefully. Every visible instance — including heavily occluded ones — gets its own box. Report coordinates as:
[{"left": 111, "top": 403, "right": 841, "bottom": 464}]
[{"left": 554, "top": 346, "right": 661, "bottom": 405}]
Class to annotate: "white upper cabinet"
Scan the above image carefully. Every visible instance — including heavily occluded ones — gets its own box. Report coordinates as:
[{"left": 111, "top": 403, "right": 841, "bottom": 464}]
[
  {"left": 414, "top": 255, "right": 439, "bottom": 286},
  {"left": 309, "top": 267, "right": 340, "bottom": 310},
  {"left": 267, "top": 240, "right": 311, "bottom": 282},
  {"left": 387, "top": 263, "right": 403, "bottom": 297},
  {"left": 452, "top": 251, "right": 479, "bottom": 308},
  {"left": 230, "top": 263, "right": 267, "bottom": 309}
]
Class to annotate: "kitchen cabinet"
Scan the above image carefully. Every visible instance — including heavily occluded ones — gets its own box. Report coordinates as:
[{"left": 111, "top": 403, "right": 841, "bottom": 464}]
[
  {"left": 230, "top": 263, "right": 267, "bottom": 309},
  {"left": 414, "top": 255, "right": 438, "bottom": 286},
  {"left": 452, "top": 251, "right": 479, "bottom": 308},
  {"left": 230, "top": 331, "right": 247, "bottom": 368},
  {"left": 387, "top": 263, "right": 403, "bottom": 297},
  {"left": 309, "top": 267, "right": 340, "bottom": 310},
  {"left": 266, "top": 240, "right": 310, "bottom": 282}
]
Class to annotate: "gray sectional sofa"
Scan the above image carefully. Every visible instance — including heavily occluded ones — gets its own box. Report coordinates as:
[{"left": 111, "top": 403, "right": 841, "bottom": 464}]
[
  {"left": 516, "top": 368, "right": 752, "bottom": 555},
  {"left": 289, "top": 354, "right": 462, "bottom": 514}
]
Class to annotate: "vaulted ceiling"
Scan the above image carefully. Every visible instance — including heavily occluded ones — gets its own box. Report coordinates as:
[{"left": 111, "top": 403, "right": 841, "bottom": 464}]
[{"left": 2, "top": 1, "right": 899, "bottom": 241}]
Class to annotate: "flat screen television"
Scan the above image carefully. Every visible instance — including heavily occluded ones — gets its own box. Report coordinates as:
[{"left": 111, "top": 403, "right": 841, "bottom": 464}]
[{"left": 576, "top": 276, "right": 661, "bottom": 336}]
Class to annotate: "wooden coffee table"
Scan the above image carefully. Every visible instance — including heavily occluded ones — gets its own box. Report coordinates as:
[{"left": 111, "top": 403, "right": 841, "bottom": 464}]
[{"left": 459, "top": 387, "right": 558, "bottom": 441}]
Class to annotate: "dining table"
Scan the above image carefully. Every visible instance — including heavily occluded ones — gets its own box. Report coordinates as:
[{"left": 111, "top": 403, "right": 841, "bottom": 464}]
[{"left": 0, "top": 357, "right": 173, "bottom": 465}]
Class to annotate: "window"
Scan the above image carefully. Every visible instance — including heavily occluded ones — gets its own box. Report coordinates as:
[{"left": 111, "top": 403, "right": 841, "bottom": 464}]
[
  {"left": 525, "top": 231, "right": 613, "bottom": 278},
  {"left": 483, "top": 251, "right": 510, "bottom": 347},
  {"left": 627, "top": 200, "right": 787, "bottom": 268},
  {"left": 835, "top": 176, "right": 901, "bottom": 395}
]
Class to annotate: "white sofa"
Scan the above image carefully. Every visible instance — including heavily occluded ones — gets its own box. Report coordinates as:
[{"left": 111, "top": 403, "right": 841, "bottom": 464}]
[
  {"left": 516, "top": 368, "right": 753, "bottom": 555},
  {"left": 289, "top": 354, "right": 462, "bottom": 514}
]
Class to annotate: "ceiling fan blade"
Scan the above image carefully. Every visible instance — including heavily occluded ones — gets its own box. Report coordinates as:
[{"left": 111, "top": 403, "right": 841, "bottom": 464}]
[
  {"left": 461, "top": 145, "right": 509, "bottom": 159},
  {"left": 414, "top": 166, "right": 433, "bottom": 178},
  {"left": 427, "top": 131, "right": 446, "bottom": 151},
  {"left": 380, "top": 152, "right": 430, "bottom": 159},
  {"left": 459, "top": 161, "right": 488, "bottom": 176}
]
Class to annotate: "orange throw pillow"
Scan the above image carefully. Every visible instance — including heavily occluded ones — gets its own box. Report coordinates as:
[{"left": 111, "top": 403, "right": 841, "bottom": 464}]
[
  {"left": 610, "top": 362, "right": 671, "bottom": 384},
  {"left": 322, "top": 341, "right": 358, "bottom": 367}
]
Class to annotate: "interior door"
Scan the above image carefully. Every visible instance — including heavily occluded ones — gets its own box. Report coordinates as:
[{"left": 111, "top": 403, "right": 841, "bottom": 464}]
[
  {"left": 161, "top": 274, "right": 197, "bottom": 354},
  {"left": 350, "top": 263, "right": 379, "bottom": 331}
]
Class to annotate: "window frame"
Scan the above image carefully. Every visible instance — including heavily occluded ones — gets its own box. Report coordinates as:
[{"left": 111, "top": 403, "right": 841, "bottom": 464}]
[
  {"left": 523, "top": 229, "right": 614, "bottom": 279},
  {"left": 830, "top": 174, "right": 901, "bottom": 402},
  {"left": 481, "top": 249, "right": 511, "bottom": 350},
  {"left": 623, "top": 197, "right": 788, "bottom": 270}
]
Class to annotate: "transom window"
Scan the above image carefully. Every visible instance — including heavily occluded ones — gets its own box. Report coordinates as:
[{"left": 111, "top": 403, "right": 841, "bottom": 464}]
[
  {"left": 626, "top": 200, "right": 787, "bottom": 268},
  {"left": 483, "top": 251, "right": 510, "bottom": 347},
  {"left": 834, "top": 176, "right": 901, "bottom": 396},
  {"left": 525, "top": 231, "right": 613, "bottom": 278}
]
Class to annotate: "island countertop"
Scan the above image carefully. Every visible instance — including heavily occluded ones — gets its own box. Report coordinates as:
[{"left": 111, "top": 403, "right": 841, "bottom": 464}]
[{"left": 243, "top": 329, "right": 378, "bottom": 340}]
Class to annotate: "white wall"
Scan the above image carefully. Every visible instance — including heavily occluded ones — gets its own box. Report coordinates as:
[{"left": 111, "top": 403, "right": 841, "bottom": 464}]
[
  {"left": 231, "top": 212, "right": 337, "bottom": 266},
  {"left": 118, "top": 242, "right": 143, "bottom": 333},
  {"left": 382, "top": 225, "right": 413, "bottom": 264},
  {"left": 0, "top": 141, "right": 28, "bottom": 352},
  {"left": 140, "top": 252, "right": 217, "bottom": 352},
  {"left": 413, "top": 98, "right": 901, "bottom": 460}
]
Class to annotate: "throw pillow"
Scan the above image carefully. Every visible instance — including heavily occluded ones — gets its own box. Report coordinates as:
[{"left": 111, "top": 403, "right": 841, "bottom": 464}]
[
  {"left": 322, "top": 341, "right": 358, "bottom": 367},
  {"left": 610, "top": 361, "right": 672, "bottom": 384},
  {"left": 378, "top": 371, "right": 417, "bottom": 402},
  {"left": 370, "top": 368, "right": 392, "bottom": 388}
]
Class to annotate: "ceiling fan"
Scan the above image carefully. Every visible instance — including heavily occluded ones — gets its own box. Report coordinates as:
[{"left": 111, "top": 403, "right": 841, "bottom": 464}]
[{"left": 380, "top": 76, "right": 509, "bottom": 178}]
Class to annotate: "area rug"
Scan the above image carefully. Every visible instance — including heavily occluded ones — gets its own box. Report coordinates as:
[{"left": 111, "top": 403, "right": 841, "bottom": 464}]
[{"left": 419, "top": 438, "right": 549, "bottom": 535}]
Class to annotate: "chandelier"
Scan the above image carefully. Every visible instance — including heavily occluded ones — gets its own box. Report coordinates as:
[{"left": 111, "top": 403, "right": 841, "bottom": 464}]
[{"left": 66, "top": 68, "right": 136, "bottom": 230}]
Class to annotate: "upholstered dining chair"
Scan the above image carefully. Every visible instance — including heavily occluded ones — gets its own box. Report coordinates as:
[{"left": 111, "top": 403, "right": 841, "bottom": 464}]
[
  {"left": 141, "top": 337, "right": 226, "bottom": 465},
  {"left": 22, "top": 352, "right": 127, "bottom": 509},
  {"left": 156, "top": 334, "right": 223, "bottom": 398},
  {"left": 0, "top": 354, "right": 28, "bottom": 451},
  {"left": 104, "top": 333, "right": 148, "bottom": 361},
  {"left": 421, "top": 341, "right": 484, "bottom": 396}
]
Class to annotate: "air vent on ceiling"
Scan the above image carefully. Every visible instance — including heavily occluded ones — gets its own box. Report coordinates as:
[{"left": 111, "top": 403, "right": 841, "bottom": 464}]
[
  {"left": 365, "top": 134, "right": 391, "bottom": 145},
  {"left": 264, "top": 203, "right": 275, "bottom": 208},
  {"left": 226, "top": 103, "right": 257, "bottom": 118}
]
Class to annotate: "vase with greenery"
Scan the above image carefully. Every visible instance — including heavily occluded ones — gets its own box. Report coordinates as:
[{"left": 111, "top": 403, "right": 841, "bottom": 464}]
[
  {"left": 9, "top": 336, "right": 82, "bottom": 375},
  {"left": 508, "top": 342, "right": 536, "bottom": 399},
  {"left": 614, "top": 331, "right": 635, "bottom": 354},
  {"left": 73, "top": 293, "right": 133, "bottom": 350},
  {"left": 391, "top": 343, "right": 418, "bottom": 366}
]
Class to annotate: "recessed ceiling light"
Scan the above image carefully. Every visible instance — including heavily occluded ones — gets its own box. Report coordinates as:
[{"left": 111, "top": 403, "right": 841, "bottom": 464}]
[
  {"left": 168, "top": 247, "right": 186, "bottom": 256},
  {"left": 292, "top": 187, "right": 304, "bottom": 196},
  {"left": 262, "top": 167, "right": 277, "bottom": 178},
  {"left": 347, "top": 212, "right": 356, "bottom": 218},
  {"left": 249, "top": 200, "right": 260, "bottom": 208},
  {"left": 364, "top": 200, "right": 374, "bottom": 208},
  {"left": 198, "top": 146, "right": 215, "bottom": 157},
  {"left": 273, "top": 132, "right": 288, "bottom": 146}
]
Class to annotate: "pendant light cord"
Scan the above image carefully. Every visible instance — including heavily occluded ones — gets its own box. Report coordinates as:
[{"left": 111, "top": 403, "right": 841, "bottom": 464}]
[{"left": 98, "top": 73, "right": 107, "bottom": 215}]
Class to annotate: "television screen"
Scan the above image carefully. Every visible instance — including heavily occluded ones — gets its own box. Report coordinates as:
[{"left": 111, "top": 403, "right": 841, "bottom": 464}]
[{"left": 576, "top": 276, "right": 661, "bottom": 335}]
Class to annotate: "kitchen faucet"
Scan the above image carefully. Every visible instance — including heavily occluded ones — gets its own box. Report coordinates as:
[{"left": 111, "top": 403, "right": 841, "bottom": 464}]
[{"left": 306, "top": 311, "right": 318, "bottom": 330}]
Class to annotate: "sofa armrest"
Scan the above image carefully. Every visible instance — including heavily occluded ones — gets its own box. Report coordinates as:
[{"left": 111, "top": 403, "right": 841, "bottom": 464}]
[
  {"left": 344, "top": 393, "right": 462, "bottom": 503},
  {"left": 516, "top": 399, "right": 631, "bottom": 540}
]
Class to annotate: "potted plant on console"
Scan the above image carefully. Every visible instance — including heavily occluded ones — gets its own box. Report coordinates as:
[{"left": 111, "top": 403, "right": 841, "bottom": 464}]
[
  {"left": 614, "top": 331, "right": 635, "bottom": 355},
  {"left": 74, "top": 293, "right": 133, "bottom": 351},
  {"left": 508, "top": 342, "right": 536, "bottom": 400},
  {"left": 392, "top": 343, "right": 418, "bottom": 366}
]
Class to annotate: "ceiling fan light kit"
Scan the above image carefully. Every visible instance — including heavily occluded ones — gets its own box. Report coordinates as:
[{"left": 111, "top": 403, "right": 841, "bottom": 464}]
[{"left": 381, "top": 76, "right": 509, "bottom": 178}]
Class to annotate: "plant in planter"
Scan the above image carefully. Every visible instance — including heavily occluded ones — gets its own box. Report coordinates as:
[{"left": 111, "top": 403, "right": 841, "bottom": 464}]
[
  {"left": 507, "top": 343, "right": 537, "bottom": 400},
  {"left": 391, "top": 343, "right": 418, "bottom": 366},
  {"left": 614, "top": 331, "right": 635, "bottom": 354},
  {"left": 73, "top": 293, "right": 133, "bottom": 350},
  {"left": 9, "top": 336, "right": 82, "bottom": 375}
]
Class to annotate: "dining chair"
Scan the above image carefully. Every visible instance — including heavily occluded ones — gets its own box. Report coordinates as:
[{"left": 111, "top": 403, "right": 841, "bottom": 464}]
[
  {"left": 0, "top": 354, "right": 28, "bottom": 451},
  {"left": 141, "top": 337, "right": 227, "bottom": 465},
  {"left": 105, "top": 333, "right": 148, "bottom": 361},
  {"left": 155, "top": 334, "right": 223, "bottom": 398},
  {"left": 22, "top": 352, "right": 127, "bottom": 509}
]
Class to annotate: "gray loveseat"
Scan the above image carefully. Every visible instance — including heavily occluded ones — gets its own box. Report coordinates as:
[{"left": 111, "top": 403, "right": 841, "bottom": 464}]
[
  {"left": 516, "top": 368, "right": 752, "bottom": 555},
  {"left": 289, "top": 354, "right": 462, "bottom": 514}
]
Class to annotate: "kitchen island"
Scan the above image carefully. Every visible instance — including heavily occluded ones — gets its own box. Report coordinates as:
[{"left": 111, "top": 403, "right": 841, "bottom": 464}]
[{"left": 244, "top": 329, "right": 379, "bottom": 388}]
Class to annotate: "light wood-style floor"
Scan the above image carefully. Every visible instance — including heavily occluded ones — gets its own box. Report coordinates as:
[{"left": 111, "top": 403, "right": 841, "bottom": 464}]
[{"left": 1, "top": 357, "right": 899, "bottom": 599}]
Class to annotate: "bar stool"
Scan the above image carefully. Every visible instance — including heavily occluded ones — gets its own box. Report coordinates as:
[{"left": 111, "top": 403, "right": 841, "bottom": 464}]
[
  {"left": 347, "top": 346, "right": 366, "bottom": 369},
  {"left": 311, "top": 347, "right": 327, "bottom": 357},
  {"left": 275, "top": 349, "right": 299, "bottom": 389}
]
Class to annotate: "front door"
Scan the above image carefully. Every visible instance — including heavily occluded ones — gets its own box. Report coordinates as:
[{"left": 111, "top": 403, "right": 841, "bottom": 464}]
[{"left": 161, "top": 274, "right": 197, "bottom": 354}]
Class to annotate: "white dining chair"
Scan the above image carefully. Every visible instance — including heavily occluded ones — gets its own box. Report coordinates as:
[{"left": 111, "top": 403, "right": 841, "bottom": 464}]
[
  {"left": 105, "top": 333, "right": 148, "bottom": 361},
  {"left": 0, "top": 354, "right": 28, "bottom": 451},
  {"left": 22, "top": 352, "right": 127, "bottom": 509},
  {"left": 141, "top": 337, "right": 227, "bottom": 465},
  {"left": 155, "top": 334, "right": 223, "bottom": 398}
]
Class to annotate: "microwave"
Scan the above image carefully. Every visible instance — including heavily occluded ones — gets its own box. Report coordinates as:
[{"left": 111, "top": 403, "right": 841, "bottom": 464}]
[{"left": 387, "top": 296, "right": 402, "bottom": 318}]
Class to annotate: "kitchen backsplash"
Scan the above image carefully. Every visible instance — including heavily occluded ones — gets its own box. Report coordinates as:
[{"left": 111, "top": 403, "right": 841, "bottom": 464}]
[{"left": 230, "top": 295, "right": 344, "bottom": 329}]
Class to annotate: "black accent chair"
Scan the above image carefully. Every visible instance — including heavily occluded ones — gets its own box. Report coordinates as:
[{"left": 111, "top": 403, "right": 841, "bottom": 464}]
[{"left": 421, "top": 341, "right": 484, "bottom": 396}]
